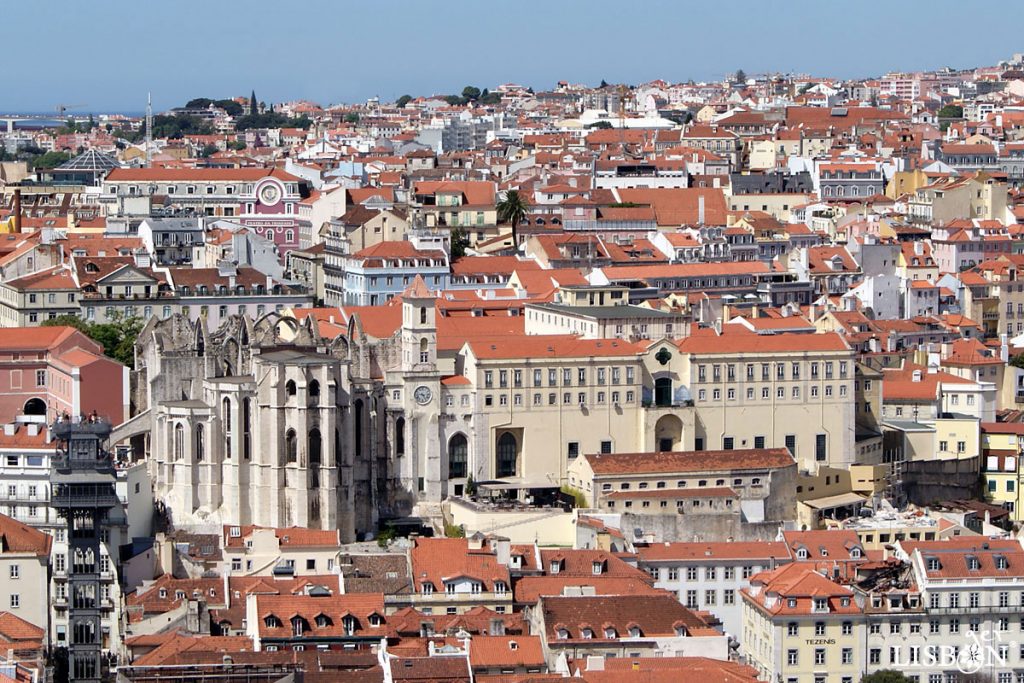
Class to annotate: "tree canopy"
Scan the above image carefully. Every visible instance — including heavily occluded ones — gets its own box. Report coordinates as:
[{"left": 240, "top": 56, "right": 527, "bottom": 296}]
[
  {"left": 860, "top": 672, "right": 912, "bottom": 683},
  {"left": 442, "top": 85, "right": 500, "bottom": 107},
  {"left": 496, "top": 189, "right": 529, "bottom": 248},
  {"left": 32, "top": 151, "right": 71, "bottom": 169},
  {"left": 450, "top": 227, "right": 470, "bottom": 261},
  {"left": 234, "top": 112, "right": 312, "bottom": 131},
  {"left": 938, "top": 104, "right": 964, "bottom": 119},
  {"left": 396, "top": 94, "right": 413, "bottom": 108},
  {"left": 185, "top": 97, "right": 244, "bottom": 117},
  {"left": 142, "top": 114, "right": 213, "bottom": 139}
]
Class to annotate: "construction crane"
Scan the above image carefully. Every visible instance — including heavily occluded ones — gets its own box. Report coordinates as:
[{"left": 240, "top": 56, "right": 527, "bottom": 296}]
[{"left": 55, "top": 103, "right": 87, "bottom": 116}]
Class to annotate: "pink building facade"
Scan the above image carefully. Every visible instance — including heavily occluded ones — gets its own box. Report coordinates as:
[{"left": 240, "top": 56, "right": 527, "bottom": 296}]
[{"left": 0, "top": 327, "right": 128, "bottom": 424}]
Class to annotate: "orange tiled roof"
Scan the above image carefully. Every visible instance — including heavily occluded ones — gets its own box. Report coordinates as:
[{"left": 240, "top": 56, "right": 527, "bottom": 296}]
[{"left": 107, "top": 167, "right": 300, "bottom": 182}]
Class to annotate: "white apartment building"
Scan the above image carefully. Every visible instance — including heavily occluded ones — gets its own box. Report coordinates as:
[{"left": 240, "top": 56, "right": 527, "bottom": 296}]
[
  {"left": 634, "top": 541, "right": 792, "bottom": 638},
  {"left": 0, "top": 420, "right": 150, "bottom": 653}
]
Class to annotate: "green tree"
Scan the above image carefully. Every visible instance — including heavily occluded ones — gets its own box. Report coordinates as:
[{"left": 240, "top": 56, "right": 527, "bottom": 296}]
[
  {"left": 186, "top": 97, "right": 214, "bottom": 109},
  {"left": 226, "top": 140, "right": 247, "bottom": 151},
  {"left": 249, "top": 90, "right": 258, "bottom": 115},
  {"left": 735, "top": 69, "right": 747, "bottom": 83},
  {"left": 444, "top": 521, "right": 466, "bottom": 538},
  {"left": 40, "top": 314, "right": 89, "bottom": 333},
  {"left": 376, "top": 524, "right": 396, "bottom": 548},
  {"left": 396, "top": 94, "right": 413, "bottom": 108},
  {"left": 496, "top": 189, "right": 529, "bottom": 248},
  {"left": 860, "top": 672, "right": 912, "bottom": 683},
  {"left": 344, "top": 112, "right": 360, "bottom": 124},
  {"left": 588, "top": 121, "right": 614, "bottom": 130},
  {"left": 199, "top": 143, "right": 219, "bottom": 158},
  {"left": 32, "top": 151, "right": 71, "bottom": 169},
  {"left": 214, "top": 99, "right": 244, "bottom": 117},
  {"left": 599, "top": 79, "right": 609, "bottom": 88},
  {"left": 450, "top": 227, "right": 470, "bottom": 261},
  {"left": 234, "top": 112, "right": 312, "bottom": 131},
  {"left": 938, "top": 104, "right": 964, "bottom": 119},
  {"left": 462, "top": 85, "right": 482, "bottom": 102},
  {"left": 49, "top": 646, "right": 68, "bottom": 683},
  {"left": 144, "top": 114, "right": 213, "bottom": 139}
]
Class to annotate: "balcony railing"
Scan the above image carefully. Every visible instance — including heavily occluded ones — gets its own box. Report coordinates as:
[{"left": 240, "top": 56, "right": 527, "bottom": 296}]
[
  {"left": 927, "top": 604, "right": 1018, "bottom": 615},
  {"left": 51, "top": 484, "right": 119, "bottom": 509}
]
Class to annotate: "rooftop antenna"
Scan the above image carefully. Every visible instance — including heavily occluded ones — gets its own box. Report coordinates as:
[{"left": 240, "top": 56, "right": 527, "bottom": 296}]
[{"left": 145, "top": 92, "right": 153, "bottom": 168}]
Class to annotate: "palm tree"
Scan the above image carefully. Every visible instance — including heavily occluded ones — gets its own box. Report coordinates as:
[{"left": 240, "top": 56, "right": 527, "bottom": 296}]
[{"left": 496, "top": 189, "right": 529, "bottom": 250}]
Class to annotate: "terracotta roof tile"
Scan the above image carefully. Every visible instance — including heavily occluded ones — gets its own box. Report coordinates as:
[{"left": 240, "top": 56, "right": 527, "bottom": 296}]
[
  {"left": 0, "top": 513, "right": 52, "bottom": 556},
  {"left": 540, "top": 594, "right": 718, "bottom": 641}
]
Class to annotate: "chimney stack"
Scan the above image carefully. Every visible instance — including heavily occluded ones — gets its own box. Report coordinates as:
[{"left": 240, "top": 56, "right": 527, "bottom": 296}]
[{"left": 13, "top": 189, "right": 21, "bottom": 233}]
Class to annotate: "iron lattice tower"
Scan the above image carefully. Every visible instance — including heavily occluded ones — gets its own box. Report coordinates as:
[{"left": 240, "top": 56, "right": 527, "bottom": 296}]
[{"left": 51, "top": 418, "right": 118, "bottom": 683}]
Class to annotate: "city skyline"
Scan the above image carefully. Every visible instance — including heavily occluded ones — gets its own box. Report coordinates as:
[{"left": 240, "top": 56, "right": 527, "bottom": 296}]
[{"left": 6, "top": 0, "right": 1024, "bottom": 111}]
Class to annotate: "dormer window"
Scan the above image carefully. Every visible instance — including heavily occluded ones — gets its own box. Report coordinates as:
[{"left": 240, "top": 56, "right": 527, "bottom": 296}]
[
  {"left": 581, "top": 628, "right": 593, "bottom": 639},
  {"left": 841, "top": 597, "right": 851, "bottom": 607},
  {"left": 264, "top": 614, "right": 282, "bottom": 628},
  {"left": 604, "top": 627, "right": 616, "bottom": 638},
  {"left": 820, "top": 549, "right": 828, "bottom": 558},
  {"left": 796, "top": 548, "right": 808, "bottom": 560},
  {"left": 550, "top": 561, "right": 561, "bottom": 574},
  {"left": 787, "top": 598, "right": 797, "bottom": 608},
  {"left": 926, "top": 557, "right": 940, "bottom": 571},
  {"left": 592, "top": 561, "right": 603, "bottom": 575},
  {"left": 342, "top": 615, "right": 356, "bottom": 636},
  {"left": 557, "top": 629, "right": 569, "bottom": 640},
  {"left": 629, "top": 626, "right": 642, "bottom": 638},
  {"left": 996, "top": 556, "right": 1008, "bottom": 570},
  {"left": 291, "top": 616, "right": 308, "bottom": 636},
  {"left": 158, "top": 588, "right": 167, "bottom": 599},
  {"left": 368, "top": 614, "right": 383, "bottom": 627},
  {"left": 967, "top": 556, "right": 980, "bottom": 571},
  {"left": 421, "top": 583, "right": 433, "bottom": 595},
  {"left": 175, "top": 591, "right": 186, "bottom": 600},
  {"left": 813, "top": 598, "right": 827, "bottom": 612},
  {"left": 315, "top": 614, "right": 332, "bottom": 628},
  {"left": 850, "top": 547, "right": 862, "bottom": 559}
]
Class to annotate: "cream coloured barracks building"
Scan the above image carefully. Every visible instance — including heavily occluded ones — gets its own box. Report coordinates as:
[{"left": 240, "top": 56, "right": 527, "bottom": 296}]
[{"left": 126, "top": 277, "right": 855, "bottom": 540}]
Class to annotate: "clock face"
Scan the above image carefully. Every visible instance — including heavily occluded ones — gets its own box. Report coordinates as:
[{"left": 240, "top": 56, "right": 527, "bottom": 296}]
[
  {"left": 258, "top": 183, "right": 281, "bottom": 205},
  {"left": 414, "top": 385, "right": 432, "bottom": 405}
]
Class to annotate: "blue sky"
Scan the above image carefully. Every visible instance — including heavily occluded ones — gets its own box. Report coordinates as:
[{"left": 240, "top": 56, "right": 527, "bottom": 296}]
[{"left": 6, "top": 0, "right": 1024, "bottom": 112}]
